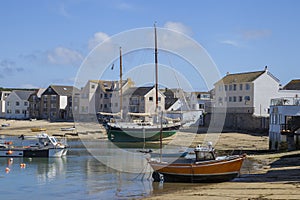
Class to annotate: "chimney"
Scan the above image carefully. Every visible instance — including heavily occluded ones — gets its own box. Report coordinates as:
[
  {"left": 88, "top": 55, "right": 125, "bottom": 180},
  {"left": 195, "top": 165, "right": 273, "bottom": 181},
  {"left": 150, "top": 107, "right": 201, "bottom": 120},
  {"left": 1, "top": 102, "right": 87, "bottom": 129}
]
[
  {"left": 226, "top": 72, "right": 230, "bottom": 75},
  {"left": 264, "top": 65, "right": 268, "bottom": 71}
]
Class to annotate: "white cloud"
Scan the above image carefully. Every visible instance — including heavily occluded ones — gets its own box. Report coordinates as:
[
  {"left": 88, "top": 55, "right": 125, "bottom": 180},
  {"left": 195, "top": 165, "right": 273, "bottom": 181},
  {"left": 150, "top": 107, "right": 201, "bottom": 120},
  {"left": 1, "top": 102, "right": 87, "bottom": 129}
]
[
  {"left": 47, "top": 47, "right": 83, "bottom": 65},
  {"left": 220, "top": 40, "right": 239, "bottom": 47},
  {"left": 164, "top": 21, "right": 192, "bottom": 36},
  {"left": 88, "top": 32, "right": 110, "bottom": 50}
]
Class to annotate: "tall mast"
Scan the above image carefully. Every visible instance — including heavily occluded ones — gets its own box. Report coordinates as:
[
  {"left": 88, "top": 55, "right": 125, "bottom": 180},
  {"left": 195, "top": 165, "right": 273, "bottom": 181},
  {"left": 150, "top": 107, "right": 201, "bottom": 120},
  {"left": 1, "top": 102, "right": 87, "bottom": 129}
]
[
  {"left": 154, "top": 23, "right": 158, "bottom": 112},
  {"left": 119, "top": 47, "right": 123, "bottom": 119}
]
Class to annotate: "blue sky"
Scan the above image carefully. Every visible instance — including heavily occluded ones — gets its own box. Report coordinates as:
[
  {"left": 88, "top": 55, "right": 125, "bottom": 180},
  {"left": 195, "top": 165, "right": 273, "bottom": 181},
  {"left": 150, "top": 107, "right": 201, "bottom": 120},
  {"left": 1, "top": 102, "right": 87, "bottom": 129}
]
[{"left": 0, "top": 0, "right": 299, "bottom": 90}]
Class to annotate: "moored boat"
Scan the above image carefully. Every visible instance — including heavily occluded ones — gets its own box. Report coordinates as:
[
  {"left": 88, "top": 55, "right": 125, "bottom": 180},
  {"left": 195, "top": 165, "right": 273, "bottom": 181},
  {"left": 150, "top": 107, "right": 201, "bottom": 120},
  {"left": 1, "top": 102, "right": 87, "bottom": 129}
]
[
  {"left": 0, "top": 133, "right": 68, "bottom": 157},
  {"left": 106, "top": 121, "right": 180, "bottom": 142},
  {"left": 148, "top": 143, "right": 246, "bottom": 183},
  {"left": 105, "top": 24, "right": 181, "bottom": 142},
  {"left": 31, "top": 127, "right": 47, "bottom": 132}
]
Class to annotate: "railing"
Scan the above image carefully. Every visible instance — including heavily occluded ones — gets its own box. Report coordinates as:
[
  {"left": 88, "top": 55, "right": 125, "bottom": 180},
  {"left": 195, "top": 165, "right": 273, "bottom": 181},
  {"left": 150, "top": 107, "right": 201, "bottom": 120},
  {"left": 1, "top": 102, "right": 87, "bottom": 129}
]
[
  {"left": 280, "top": 123, "right": 300, "bottom": 134},
  {"left": 271, "top": 97, "right": 300, "bottom": 106}
]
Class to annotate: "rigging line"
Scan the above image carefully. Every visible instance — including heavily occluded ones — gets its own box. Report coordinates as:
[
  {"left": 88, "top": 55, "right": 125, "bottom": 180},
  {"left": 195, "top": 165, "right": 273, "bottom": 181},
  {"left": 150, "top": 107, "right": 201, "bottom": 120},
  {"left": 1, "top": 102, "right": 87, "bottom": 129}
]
[{"left": 166, "top": 53, "right": 191, "bottom": 111}]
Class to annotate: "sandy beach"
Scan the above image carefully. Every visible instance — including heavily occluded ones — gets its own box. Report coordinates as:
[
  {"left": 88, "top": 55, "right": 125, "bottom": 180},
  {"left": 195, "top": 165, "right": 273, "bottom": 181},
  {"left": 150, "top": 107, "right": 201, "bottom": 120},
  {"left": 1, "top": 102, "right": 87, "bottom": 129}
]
[{"left": 1, "top": 119, "right": 300, "bottom": 199}]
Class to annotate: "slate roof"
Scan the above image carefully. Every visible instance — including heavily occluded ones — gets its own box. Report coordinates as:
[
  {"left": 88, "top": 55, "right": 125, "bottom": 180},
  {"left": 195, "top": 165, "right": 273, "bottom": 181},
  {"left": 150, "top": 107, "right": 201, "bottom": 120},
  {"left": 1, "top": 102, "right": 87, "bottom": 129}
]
[
  {"left": 215, "top": 71, "right": 265, "bottom": 85},
  {"left": 283, "top": 79, "right": 300, "bottom": 90},
  {"left": 14, "top": 90, "right": 35, "bottom": 101},
  {"left": 45, "top": 85, "right": 80, "bottom": 96},
  {"left": 123, "top": 86, "right": 154, "bottom": 96},
  {"left": 165, "top": 98, "right": 179, "bottom": 110}
]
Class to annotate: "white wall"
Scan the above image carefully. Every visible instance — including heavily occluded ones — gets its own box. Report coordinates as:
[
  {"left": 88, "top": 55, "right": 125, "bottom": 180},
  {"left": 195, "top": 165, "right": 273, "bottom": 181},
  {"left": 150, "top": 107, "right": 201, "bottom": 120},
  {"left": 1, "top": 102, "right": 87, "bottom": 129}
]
[
  {"left": 5, "top": 92, "right": 29, "bottom": 119},
  {"left": 59, "top": 96, "right": 68, "bottom": 109},
  {"left": 253, "top": 72, "right": 280, "bottom": 116}
]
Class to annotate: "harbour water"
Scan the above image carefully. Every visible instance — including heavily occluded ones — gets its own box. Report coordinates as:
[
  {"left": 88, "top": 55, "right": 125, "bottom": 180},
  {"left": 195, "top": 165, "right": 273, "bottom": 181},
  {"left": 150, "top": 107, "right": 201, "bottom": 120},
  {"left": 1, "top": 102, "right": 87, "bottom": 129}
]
[{"left": 0, "top": 138, "right": 190, "bottom": 200}]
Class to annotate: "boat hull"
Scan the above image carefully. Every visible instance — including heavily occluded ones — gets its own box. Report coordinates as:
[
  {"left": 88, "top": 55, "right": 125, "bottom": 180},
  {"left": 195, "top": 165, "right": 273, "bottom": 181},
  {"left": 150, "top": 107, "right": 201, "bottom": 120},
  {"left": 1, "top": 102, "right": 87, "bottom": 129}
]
[
  {"left": 0, "top": 148, "right": 68, "bottom": 157},
  {"left": 107, "top": 124, "right": 180, "bottom": 142},
  {"left": 150, "top": 155, "right": 245, "bottom": 183}
]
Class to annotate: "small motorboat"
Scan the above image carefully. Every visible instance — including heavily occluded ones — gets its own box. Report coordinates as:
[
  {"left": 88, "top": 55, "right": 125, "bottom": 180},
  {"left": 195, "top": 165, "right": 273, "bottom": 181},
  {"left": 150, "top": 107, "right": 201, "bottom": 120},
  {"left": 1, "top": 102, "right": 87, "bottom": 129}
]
[
  {"left": 31, "top": 127, "right": 47, "bottom": 132},
  {"left": 148, "top": 143, "right": 246, "bottom": 183},
  {"left": 0, "top": 133, "right": 68, "bottom": 157},
  {"left": 60, "top": 126, "right": 75, "bottom": 131}
]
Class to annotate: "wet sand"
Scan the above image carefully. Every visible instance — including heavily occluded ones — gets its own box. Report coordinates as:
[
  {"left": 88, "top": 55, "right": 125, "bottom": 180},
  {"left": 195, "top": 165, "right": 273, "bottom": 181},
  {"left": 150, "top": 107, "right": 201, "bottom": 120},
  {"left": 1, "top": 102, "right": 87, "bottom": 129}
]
[{"left": 1, "top": 119, "right": 300, "bottom": 199}]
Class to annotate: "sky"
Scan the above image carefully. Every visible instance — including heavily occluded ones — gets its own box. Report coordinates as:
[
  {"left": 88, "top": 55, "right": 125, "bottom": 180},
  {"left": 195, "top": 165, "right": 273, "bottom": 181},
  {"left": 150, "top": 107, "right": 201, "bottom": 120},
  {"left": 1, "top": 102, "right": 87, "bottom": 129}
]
[{"left": 0, "top": 0, "right": 300, "bottom": 91}]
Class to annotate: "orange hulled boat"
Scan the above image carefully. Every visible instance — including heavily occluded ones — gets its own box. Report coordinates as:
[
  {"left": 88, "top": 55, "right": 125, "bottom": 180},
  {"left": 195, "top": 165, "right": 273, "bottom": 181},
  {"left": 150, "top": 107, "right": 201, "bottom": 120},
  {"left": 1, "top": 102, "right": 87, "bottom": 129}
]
[{"left": 148, "top": 143, "right": 246, "bottom": 183}]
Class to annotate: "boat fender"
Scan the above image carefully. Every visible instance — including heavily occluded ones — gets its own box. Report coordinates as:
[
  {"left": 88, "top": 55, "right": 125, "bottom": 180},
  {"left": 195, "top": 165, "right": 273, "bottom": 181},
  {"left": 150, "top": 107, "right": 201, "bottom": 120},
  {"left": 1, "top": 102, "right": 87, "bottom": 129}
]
[
  {"left": 159, "top": 173, "right": 164, "bottom": 183},
  {"left": 5, "top": 167, "right": 10, "bottom": 173},
  {"left": 20, "top": 163, "right": 26, "bottom": 168},
  {"left": 6, "top": 150, "right": 13, "bottom": 155}
]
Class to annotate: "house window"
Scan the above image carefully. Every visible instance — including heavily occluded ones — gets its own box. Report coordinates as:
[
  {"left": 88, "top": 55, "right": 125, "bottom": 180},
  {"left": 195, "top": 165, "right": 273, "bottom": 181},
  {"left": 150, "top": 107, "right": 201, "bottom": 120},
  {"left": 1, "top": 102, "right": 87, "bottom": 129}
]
[
  {"left": 100, "top": 93, "right": 103, "bottom": 98},
  {"left": 104, "top": 94, "right": 108, "bottom": 98},
  {"left": 158, "top": 97, "right": 161, "bottom": 102},
  {"left": 15, "top": 110, "right": 20, "bottom": 114},
  {"left": 244, "top": 96, "right": 251, "bottom": 101},
  {"left": 110, "top": 93, "right": 112, "bottom": 98},
  {"left": 239, "top": 96, "right": 243, "bottom": 102},
  {"left": 104, "top": 104, "right": 107, "bottom": 108},
  {"left": 233, "top": 96, "right": 237, "bottom": 102},
  {"left": 240, "top": 84, "right": 243, "bottom": 90},
  {"left": 219, "top": 85, "right": 223, "bottom": 91},
  {"left": 51, "top": 95, "right": 56, "bottom": 101},
  {"left": 100, "top": 104, "right": 103, "bottom": 109},
  {"left": 229, "top": 85, "right": 233, "bottom": 91},
  {"left": 7, "top": 102, "right": 10, "bottom": 106},
  {"left": 233, "top": 84, "right": 237, "bottom": 91},
  {"left": 225, "top": 85, "right": 228, "bottom": 91},
  {"left": 16, "top": 101, "right": 20, "bottom": 106},
  {"left": 7, "top": 109, "right": 11, "bottom": 114},
  {"left": 91, "top": 84, "right": 95, "bottom": 89},
  {"left": 22, "top": 110, "right": 27, "bottom": 114},
  {"left": 229, "top": 97, "right": 232, "bottom": 102},
  {"left": 149, "top": 97, "right": 153, "bottom": 101},
  {"left": 245, "top": 83, "right": 250, "bottom": 90}
]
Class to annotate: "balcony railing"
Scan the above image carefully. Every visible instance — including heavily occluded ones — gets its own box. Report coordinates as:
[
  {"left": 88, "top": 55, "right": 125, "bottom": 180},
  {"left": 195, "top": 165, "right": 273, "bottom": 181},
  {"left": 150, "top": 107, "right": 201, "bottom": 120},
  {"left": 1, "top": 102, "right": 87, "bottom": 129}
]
[{"left": 271, "top": 97, "right": 300, "bottom": 106}]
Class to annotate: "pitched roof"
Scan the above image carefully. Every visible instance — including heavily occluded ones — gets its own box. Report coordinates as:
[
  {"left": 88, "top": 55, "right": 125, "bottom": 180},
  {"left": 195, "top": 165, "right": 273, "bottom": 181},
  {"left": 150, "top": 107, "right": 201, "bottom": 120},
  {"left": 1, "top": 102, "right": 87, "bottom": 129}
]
[
  {"left": 123, "top": 86, "right": 153, "bottom": 96},
  {"left": 283, "top": 79, "right": 300, "bottom": 90},
  {"left": 50, "top": 85, "right": 80, "bottom": 96},
  {"left": 165, "top": 98, "right": 179, "bottom": 110},
  {"left": 90, "top": 78, "right": 133, "bottom": 92},
  {"left": 163, "top": 89, "right": 175, "bottom": 98},
  {"left": 216, "top": 71, "right": 265, "bottom": 85},
  {"left": 14, "top": 90, "right": 35, "bottom": 100}
]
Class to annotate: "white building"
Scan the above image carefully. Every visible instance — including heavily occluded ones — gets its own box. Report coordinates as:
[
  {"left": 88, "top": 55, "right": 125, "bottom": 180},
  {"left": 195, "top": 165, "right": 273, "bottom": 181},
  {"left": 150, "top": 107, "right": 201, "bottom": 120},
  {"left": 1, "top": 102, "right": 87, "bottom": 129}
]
[
  {"left": 269, "top": 97, "right": 300, "bottom": 150},
  {"left": 79, "top": 78, "right": 134, "bottom": 116},
  {"left": 5, "top": 90, "right": 34, "bottom": 119},
  {"left": 0, "top": 90, "right": 11, "bottom": 118},
  {"left": 214, "top": 67, "right": 281, "bottom": 117},
  {"left": 269, "top": 79, "right": 300, "bottom": 150}
]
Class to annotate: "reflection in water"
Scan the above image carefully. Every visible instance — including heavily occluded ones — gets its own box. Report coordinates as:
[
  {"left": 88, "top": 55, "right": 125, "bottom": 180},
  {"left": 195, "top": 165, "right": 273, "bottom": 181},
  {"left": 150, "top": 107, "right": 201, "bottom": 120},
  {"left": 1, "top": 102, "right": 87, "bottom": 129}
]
[
  {"left": 1, "top": 139, "right": 154, "bottom": 199},
  {"left": 35, "top": 158, "right": 67, "bottom": 185}
]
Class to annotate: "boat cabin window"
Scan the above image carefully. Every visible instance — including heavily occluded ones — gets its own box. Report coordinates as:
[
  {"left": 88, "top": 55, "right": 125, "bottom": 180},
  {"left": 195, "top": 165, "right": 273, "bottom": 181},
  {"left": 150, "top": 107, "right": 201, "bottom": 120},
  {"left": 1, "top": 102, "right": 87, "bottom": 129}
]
[{"left": 50, "top": 137, "right": 57, "bottom": 145}]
